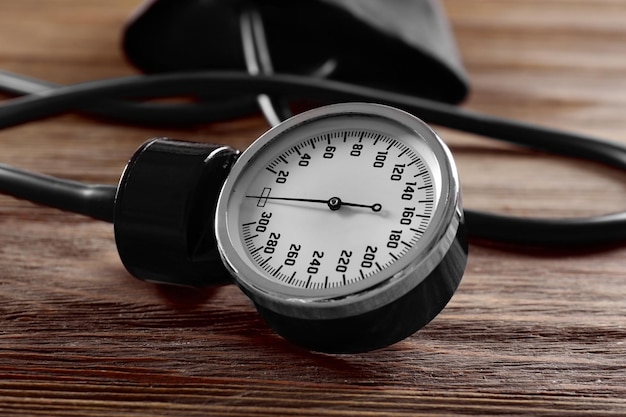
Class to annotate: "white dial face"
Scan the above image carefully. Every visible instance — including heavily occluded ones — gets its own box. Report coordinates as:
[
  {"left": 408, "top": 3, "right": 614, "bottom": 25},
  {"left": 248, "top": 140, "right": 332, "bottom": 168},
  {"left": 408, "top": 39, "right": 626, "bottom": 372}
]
[{"left": 218, "top": 106, "right": 450, "bottom": 302}]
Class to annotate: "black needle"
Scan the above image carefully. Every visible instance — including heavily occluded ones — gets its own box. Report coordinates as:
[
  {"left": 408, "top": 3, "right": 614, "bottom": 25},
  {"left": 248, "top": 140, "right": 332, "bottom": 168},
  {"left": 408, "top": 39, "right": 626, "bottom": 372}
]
[{"left": 245, "top": 195, "right": 382, "bottom": 212}]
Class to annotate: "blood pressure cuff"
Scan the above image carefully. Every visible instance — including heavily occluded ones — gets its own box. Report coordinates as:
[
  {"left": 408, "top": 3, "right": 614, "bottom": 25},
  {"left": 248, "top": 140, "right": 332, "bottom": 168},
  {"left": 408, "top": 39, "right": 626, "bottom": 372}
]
[{"left": 123, "top": 0, "right": 469, "bottom": 105}]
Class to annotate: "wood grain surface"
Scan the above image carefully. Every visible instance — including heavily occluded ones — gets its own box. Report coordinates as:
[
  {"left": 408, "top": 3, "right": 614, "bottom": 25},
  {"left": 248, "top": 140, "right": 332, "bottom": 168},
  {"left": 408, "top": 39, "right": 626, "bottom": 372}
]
[{"left": 1, "top": 0, "right": 625, "bottom": 415}]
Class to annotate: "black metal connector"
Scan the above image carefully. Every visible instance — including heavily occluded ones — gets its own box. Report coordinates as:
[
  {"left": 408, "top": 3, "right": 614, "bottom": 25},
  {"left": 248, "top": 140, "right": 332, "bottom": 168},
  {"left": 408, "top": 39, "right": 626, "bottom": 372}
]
[{"left": 114, "top": 138, "right": 239, "bottom": 287}]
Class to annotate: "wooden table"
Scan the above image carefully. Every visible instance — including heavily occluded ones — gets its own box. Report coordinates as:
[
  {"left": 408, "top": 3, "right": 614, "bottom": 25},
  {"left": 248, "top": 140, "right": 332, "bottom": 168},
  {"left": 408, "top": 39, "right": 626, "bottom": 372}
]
[{"left": 1, "top": 1, "right": 625, "bottom": 415}]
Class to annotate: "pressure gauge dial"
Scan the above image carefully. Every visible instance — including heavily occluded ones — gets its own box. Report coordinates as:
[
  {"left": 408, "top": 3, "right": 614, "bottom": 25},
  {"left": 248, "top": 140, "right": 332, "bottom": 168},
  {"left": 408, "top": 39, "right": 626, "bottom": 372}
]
[{"left": 215, "top": 103, "right": 467, "bottom": 353}]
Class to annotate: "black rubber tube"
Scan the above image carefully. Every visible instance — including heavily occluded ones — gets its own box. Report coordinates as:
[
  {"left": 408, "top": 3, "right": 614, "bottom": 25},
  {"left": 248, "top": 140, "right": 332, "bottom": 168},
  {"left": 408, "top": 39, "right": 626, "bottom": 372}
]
[{"left": 0, "top": 71, "right": 625, "bottom": 243}]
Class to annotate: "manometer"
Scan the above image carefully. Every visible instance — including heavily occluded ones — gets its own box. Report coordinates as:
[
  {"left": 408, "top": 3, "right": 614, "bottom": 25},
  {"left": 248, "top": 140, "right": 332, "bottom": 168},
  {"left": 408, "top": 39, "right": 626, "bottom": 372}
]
[
  {"left": 114, "top": 103, "right": 466, "bottom": 352},
  {"left": 215, "top": 103, "right": 467, "bottom": 352}
]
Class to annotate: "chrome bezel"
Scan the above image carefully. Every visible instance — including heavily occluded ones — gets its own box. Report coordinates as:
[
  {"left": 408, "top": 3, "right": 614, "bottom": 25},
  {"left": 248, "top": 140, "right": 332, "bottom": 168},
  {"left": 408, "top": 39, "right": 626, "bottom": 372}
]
[{"left": 215, "top": 103, "right": 462, "bottom": 320}]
